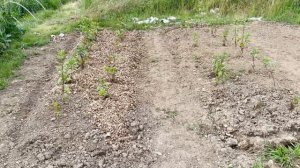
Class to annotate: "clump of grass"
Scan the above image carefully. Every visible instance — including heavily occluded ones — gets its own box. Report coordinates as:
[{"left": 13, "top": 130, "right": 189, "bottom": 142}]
[
  {"left": 250, "top": 48, "right": 260, "bottom": 71},
  {"left": 52, "top": 101, "right": 61, "bottom": 117},
  {"left": 97, "top": 78, "right": 111, "bottom": 99},
  {"left": 212, "top": 52, "right": 230, "bottom": 84}
]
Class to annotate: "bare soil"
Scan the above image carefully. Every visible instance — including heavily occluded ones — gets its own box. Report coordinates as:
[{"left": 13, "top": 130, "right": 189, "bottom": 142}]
[{"left": 0, "top": 21, "right": 300, "bottom": 168}]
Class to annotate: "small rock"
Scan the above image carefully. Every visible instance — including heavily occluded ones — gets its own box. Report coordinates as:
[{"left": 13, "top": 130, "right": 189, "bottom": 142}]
[
  {"left": 226, "top": 138, "right": 238, "bottom": 148},
  {"left": 131, "top": 121, "right": 139, "bottom": 127},
  {"left": 98, "top": 159, "right": 105, "bottom": 167},
  {"left": 238, "top": 139, "right": 252, "bottom": 150},
  {"left": 50, "top": 118, "right": 56, "bottom": 121},
  {"left": 139, "top": 125, "right": 144, "bottom": 131},
  {"left": 154, "top": 151, "right": 162, "bottom": 156},
  {"left": 74, "top": 163, "right": 84, "bottom": 168},
  {"left": 105, "top": 132, "right": 111, "bottom": 138},
  {"left": 112, "top": 144, "right": 119, "bottom": 151},
  {"left": 36, "top": 153, "right": 45, "bottom": 161},
  {"left": 264, "top": 160, "right": 278, "bottom": 168},
  {"left": 64, "top": 133, "right": 71, "bottom": 139}
]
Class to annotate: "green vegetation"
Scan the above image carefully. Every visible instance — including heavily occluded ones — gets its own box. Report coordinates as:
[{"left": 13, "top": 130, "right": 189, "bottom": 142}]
[
  {"left": 56, "top": 50, "right": 67, "bottom": 94},
  {"left": 262, "top": 56, "right": 276, "bottom": 86},
  {"left": 212, "top": 52, "right": 230, "bottom": 84},
  {"left": 104, "top": 66, "right": 118, "bottom": 82},
  {"left": 253, "top": 144, "right": 300, "bottom": 168},
  {"left": 97, "top": 78, "right": 111, "bottom": 99},
  {"left": 192, "top": 31, "right": 200, "bottom": 47},
  {"left": 250, "top": 48, "right": 260, "bottom": 71},
  {"left": 290, "top": 95, "right": 300, "bottom": 111},
  {"left": 222, "top": 28, "right": 229, "bottom": 46}
]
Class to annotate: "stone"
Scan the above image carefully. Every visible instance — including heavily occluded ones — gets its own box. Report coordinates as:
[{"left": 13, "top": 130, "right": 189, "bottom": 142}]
[{"left": 226, "top": 138, "right": 238, "bottom": 148}]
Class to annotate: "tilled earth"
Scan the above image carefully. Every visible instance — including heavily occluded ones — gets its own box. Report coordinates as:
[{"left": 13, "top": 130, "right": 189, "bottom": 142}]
[{"left": 0, "top": 21, "right": 300, "bottom": 168}]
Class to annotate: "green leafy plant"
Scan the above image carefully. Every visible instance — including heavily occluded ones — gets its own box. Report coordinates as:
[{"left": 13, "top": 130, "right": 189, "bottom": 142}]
[
  {"left": 238, "top": 26, "right": 250, "bottom": 56},
  {"left": 265, "top": 145, "right": 293, "bottom": 168},
  {"left": 76, "top": 44, "right": 88, "bottom": 69},
  {"left": 97, "top": 78, "right": 111, "bottom": 99},
  {"left": 250, "top": 48, "right": 260, "bottom": 71},
  {"left": 52, "top": 101, "right": 61, "bottom": 117},
  {"left": 262, "top": 56, "right": 276, "bottom": 86},
  {"left": 115, "top": 29, "right": 125, "bottom": 42},
  {"left": 192, "top": 31, "right": 199, "bottom": 47},
  {"left": 56, "top": 50, "right": 67, "bottom": 94},
  {"left": 212, "top": 52, "right": 230, "bottom": 84},
  {"left": 222, "top": 28, "right": 229, "bottom": 46},
  {"left": 104, "top": 66, "right": 118, "bottom": 82}
]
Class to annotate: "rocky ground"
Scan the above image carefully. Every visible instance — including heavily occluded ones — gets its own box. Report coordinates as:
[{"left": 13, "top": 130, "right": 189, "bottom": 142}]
[{"left": 0, "top": 21, "right": 300, "bottom": 168}]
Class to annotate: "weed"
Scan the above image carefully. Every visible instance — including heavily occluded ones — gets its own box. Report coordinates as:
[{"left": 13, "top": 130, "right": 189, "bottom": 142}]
[
  {"left": 187, "top": 123, "right": 201, "bottom": 133},
  {"left": 97, "top": 78, "right": 111, "bottom": 99},
  {"left": 212, "top": 52, "right": 230, "bottom": 84},
  {"left": 290, "top": 95, "right": 300, "bottom": 111},
  {"left": 265, "top": 145, "right": 293, "bottom": 168},
  {"left": 211, "top": 26, "right": 217, "bottom": 37},
  {"left": 262, "top": 56, "right": 276, "bottom": 86},
  {"left": 76, "top": 44, "right": 88, "bottom": 69},
  {"left": 165, "top": 109, "right": 178, "bottom": 121},
  {"left": 250, "top": 48, "right": 260, "bottom": 71},
  {"left": 115, "top": 29, "right": 125, "bottom": 42},
  {"left": 238, "top": 26, "right": 250, "bottom": 56},
  {"left": 104, "top": 66, "right": 118, "bottom": 82},
  {"left": 192, "top": 31, "right": 199, "bottom": 47},
  {"left": 52, "top": 101, "right": 61, "bottom": 117},
  {"left": 252, "top": 159, "right": 264, "bottom": 168},
  {"left": 56, "top": 50, "right": 67, "bottom": 94},
  {"left": 233, "top": 26, "right": 238, "bottom": 47},
  {"left": 222, "top": 28, "right": 229, "bottom": 46}
]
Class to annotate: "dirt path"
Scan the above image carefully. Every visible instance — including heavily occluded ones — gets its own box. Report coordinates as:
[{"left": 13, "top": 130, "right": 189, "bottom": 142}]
[
  {"left": 139, "top": 30, "right": 220, "bottom": 168},
  {"left": 248, "top": 22, "right": 300, "bottom": 91}
]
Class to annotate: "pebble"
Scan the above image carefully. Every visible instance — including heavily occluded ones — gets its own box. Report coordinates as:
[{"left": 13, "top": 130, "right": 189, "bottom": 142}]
[{"left": 226, "top": 138, "right": 238, "bottom": 148}]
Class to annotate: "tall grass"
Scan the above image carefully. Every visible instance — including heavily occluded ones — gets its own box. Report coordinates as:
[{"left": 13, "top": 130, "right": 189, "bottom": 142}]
[{"left": 81, "top": 0, "right": 300, "bottom": 24}]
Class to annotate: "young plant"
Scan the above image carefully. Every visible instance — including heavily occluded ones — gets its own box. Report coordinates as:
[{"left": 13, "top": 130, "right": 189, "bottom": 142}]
[
  {"left": 57, "top": 50, "right": 67, "bottom": 94},
  {"left": 76, "top": 44, "right": 88, "bottom": 69},
  {"left": 290, "top": 95, "right": 300, "bottom": 111},
  {"left": 238, "top": 26, "right": 250, "bottom": 56},
  {"left": 211, "top": 26, "right": 217, "bottom": 37},
  {"left": 250, "top": 48, "right": 260, "bottom": 71},
  {"left": 104, "top": 66, "right": 118, "bottom": 82},
  {"left": 115, "top": 29, "right": 125, "bottom": 42},
  {"left": 97, "top": 78, "right": 111, "bottom": 99},
  {"left": 233, "top": 27, "right": 238, "bottom": 47},
  {"left": 212, "top": 53, "right": 230, "bottom": 84},
  {"left": 192, "top": 31, "right": 199, "bottom": 47},
  {"left": 52, "top": 101, "right": 61, "bottom": 117},
  {"left": 222, "top": 28, "right": 229, "bottom": 46},
  {"left": 262, "top": 56, "right": 276, "bottom": 86}
]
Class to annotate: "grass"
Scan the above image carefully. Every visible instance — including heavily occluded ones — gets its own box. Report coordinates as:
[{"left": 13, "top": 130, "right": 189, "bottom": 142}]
[
  {"left": 253, "top": 144, "right": 300, "bottom": 168},
  {"left": 0, "top": 1, "right": 80, "bottom": 90}
]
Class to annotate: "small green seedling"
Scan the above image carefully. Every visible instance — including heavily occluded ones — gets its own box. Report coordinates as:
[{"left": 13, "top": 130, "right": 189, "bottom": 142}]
[
  {"left": 250, "top": 48, "right": 260, "bottom": 71},
  {"left": 57, "top": 50, "right": 67, "bottom": 94},
  {"left": 76, "top": 44, "right": 88, "bottom": 69},
  {"left": 262, "top": 56, "right": 276, "bottom": 86},
  {"left": 233, "top": 27, "right": 238, "bottom": 47},
  {"left": 104, "top": 66, "right": 118, "bottom": 82},
  {"left": 238, "top": 26, "right": 250, "bottom": 56},
  {"left": 213, "top": 52, "right": 230, "bottom": 84},
  {"left": 290, "top": 96, "right": 300, "bottom": 111},
  {"left": 52, "top": 101, "right": 61, "bottom": 117},
  {"left": 222, "top": 28, "right": 229, "bottom": 46},
  {"left": 115, "top": 29, "right": 125, "bottom": 42},
  {"left": 97, "top": 78, "right": 111, "bottom": 99},
  {"left": 192, "top": 31, "right": 199, "bottom": 47}
]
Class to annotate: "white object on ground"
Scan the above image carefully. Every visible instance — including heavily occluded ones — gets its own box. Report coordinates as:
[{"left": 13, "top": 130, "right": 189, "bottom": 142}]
[
  {"left": 134, "top": 16, "right": 177, "bottom": 25},
  {"left": 248, "top": 17, "right": 263, "bottom": 21}
]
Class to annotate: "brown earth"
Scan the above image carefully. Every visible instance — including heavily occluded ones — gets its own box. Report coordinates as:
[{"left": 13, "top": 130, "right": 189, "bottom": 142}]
[{"left": 0, "top": 21, "right": 300, "bottom": 168}]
